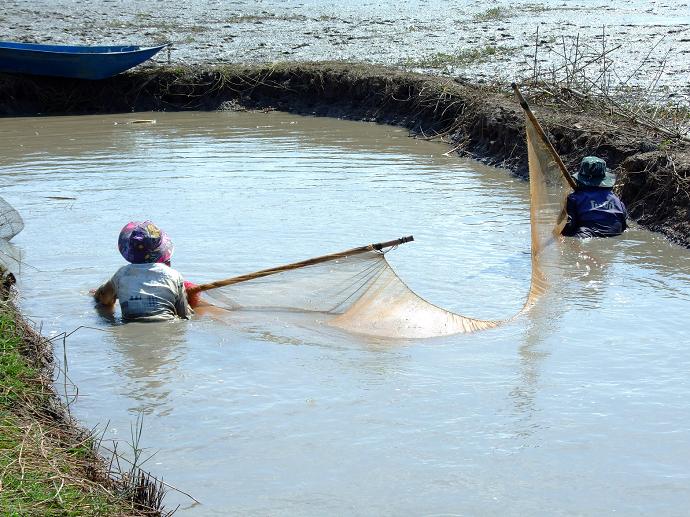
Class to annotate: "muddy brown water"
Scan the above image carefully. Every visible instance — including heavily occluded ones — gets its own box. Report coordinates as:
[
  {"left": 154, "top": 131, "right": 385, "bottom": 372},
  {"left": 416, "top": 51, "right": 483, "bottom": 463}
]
[
  {"left": 3, "top": 0, "right": 690, "bottom": 101},
  {"left": 1, "top": 111, "right": 690, "bottom": 515}
]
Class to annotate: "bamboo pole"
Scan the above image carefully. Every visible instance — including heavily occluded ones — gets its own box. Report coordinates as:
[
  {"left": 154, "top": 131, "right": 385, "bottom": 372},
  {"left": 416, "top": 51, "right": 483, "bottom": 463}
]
[
  {"left": 511, "top": 83, "right": 577, "bottom": 190},
  {"left": 187, "top": 235, "right": 414, "bottom": 294}
]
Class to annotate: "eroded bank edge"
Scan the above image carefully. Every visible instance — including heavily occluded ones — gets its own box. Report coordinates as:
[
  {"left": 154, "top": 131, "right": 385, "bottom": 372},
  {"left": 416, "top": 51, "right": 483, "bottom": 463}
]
[{"left": 1, "top": 61, "right": 687, "bottom": 245}]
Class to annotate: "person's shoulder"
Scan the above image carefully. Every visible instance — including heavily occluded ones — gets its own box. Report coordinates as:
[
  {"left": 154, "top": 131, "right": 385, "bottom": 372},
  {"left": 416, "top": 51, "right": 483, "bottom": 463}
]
[
  {"left": 609, "top": 190, "right": 625, "bottom": 206},
  {"left": 111, "top": 263, "right": 133, "bottom": 281},
  {"left": 581, "top": 186, "right": 612, "bottom": 197},
  {"left": 153, "top": 263, "right": 184, "bottom": 280}
]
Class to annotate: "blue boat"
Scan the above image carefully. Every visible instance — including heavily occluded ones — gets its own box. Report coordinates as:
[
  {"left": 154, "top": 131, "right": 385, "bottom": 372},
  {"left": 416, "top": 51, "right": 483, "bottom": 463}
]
[{"left": 0, "top": 41, "right": 168, "bottom": 80}]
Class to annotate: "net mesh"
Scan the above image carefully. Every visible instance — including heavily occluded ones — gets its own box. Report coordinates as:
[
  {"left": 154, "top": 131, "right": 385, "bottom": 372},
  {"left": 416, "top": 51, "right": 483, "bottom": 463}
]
[
  {"left": 524, "top": 113, "right": 572, "bottom": 304},
  {"left": 0, "top": 237, "right": 23, "bottom": 276},
  {"left": 206, "top": 114, "right": 570, "bottom": 338},
  {"left": 0, "top": 196, "right": 24, "bottom": 241}
]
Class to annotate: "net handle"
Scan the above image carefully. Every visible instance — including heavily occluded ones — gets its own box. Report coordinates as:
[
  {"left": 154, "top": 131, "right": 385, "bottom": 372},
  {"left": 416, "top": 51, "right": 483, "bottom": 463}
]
[
  {"left": 187, "top": 235, "right": 414, "bottom": 294},
  {"left": 511, "top": 83, "right": 577, "bottom": 190}
]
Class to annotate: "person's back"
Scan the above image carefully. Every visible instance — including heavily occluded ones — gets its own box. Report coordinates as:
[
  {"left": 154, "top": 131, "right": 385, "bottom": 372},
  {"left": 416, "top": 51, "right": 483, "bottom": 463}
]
[
  {"left": 94, "top": 221, "right": 191, "bottom": 321},
  {"left": 111, "top": 262, "right": 189, "bottom": 321},
  {"left": 562, "top": 187, "right": 627, "bottom": 238},
  {"left": 562, "top": 156, "right": 627, "bottom": 238}
]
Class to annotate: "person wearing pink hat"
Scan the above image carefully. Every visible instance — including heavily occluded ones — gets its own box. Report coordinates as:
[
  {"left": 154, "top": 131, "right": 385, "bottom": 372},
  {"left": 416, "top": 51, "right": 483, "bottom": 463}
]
[{"left": 93, "top": 221, "right": 192, "bottom": 321}]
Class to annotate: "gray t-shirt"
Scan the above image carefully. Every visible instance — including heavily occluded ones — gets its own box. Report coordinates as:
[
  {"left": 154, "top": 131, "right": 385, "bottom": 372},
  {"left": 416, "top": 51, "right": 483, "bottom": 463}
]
[{"left": 111, "top": 263, "right": 191, "bottom": 321}]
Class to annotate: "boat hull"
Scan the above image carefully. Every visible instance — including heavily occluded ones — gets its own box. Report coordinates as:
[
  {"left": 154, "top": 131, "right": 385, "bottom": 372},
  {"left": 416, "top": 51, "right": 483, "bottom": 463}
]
[{"left": 0, "top": 42, "right": 167, "bottom": 80}]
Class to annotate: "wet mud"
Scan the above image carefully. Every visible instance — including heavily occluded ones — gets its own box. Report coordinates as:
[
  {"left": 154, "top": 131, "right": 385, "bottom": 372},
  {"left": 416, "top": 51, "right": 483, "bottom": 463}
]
[
  {"left": 3, "top": 0, "right": 690, "bottom": 101},
  {"left": 1, "top": 62, "right": 688, "bottom": 246}
]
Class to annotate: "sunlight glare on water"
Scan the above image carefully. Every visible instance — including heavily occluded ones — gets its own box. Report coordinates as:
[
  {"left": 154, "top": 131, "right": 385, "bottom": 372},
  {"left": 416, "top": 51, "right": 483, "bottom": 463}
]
[{"left": 1, "top": 111, "right": 689, "bottom": 516}]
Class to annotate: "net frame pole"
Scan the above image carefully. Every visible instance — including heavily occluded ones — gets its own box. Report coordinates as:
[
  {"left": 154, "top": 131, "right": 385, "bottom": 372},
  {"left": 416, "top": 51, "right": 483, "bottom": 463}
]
[
  {"left": 188, "top": 235, "right": 414, "bottom": 294},
  {"left": 511, "top": 83, "right": 577, "bottom": 190}
]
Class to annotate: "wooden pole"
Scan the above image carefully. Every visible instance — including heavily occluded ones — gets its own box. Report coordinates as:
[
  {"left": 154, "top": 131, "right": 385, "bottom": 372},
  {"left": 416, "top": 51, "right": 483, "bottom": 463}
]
[
  {"left": 187, "top": 235, "right": 414, "bottom": 294},
  {"left": 511, "top": 83, "right": 577, "bottom": 190}
]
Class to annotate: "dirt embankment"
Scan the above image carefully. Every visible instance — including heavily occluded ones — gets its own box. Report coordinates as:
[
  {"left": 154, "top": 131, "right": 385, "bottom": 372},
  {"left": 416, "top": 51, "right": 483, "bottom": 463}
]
[{"left": 0, "top": 62, "right": 688, "bottom": 245}]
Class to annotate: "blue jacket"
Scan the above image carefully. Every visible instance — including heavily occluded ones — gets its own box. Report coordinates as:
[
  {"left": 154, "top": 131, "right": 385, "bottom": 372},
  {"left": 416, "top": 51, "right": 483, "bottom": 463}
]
[{"left": 562, "top": 187, "right": 627, "bottom": 238}]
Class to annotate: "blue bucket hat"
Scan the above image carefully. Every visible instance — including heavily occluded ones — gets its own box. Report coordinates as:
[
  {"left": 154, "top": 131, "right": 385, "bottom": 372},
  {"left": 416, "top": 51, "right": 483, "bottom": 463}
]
[
  {"left": 572, "top": 156, "right": 616, "bottom": 188},
  {"left": 118, "top": 221, "right": 174, "bottom": 264}
]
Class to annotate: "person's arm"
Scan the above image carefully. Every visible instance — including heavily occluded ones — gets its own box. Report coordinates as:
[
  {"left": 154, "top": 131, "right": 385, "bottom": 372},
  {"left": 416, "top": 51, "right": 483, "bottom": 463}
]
[
  {"left": 94, "top": 280, "right": 117, "bottom": 307},
  {"left": 184, "top": 281, "right": 203, "bottom": 308},
  {"left": 561, "top": 193, "right": 578, "bottom": 236}
]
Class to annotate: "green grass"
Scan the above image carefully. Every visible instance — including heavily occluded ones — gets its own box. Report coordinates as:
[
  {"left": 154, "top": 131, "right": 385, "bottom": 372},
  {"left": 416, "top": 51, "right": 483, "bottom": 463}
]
[
  {"left": 0, "top": 459, "right": 113, "bottom": 516},
  {"left": 0, "top": 303, "right": 131, "bottom": 516},
  {"left": 0, "top": 317, "right": 34, "bottom": 406}
]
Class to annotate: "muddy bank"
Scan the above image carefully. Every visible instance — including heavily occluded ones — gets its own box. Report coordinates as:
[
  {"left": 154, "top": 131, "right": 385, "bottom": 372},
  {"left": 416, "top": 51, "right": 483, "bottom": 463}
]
[
  {"left": 0, "top": 62, "right": 688, "bottom": 245},
  {"left": 2, "top": 63, "right": 688, "bottom": 245}
]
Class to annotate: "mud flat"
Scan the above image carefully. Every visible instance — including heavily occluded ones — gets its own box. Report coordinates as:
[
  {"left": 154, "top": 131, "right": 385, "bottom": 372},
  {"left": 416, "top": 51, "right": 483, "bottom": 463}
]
[
  {"left": 1, "top": 62, "right": 688, "bottom": 246},
  {"left": 3, "top": 0, "right": 690, "bottom": 103}
]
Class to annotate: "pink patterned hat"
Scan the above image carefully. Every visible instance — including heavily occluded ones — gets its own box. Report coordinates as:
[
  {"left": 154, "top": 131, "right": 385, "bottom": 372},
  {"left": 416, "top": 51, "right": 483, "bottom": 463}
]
[{"left": 118, "top": 221, "right": 174, "bottom": 264}]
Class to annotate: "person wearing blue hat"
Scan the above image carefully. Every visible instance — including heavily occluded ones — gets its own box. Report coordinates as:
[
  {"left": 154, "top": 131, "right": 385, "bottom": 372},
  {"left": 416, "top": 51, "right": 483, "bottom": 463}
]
[
  {"left": 94, "top": 221, "right": 192, "bottom": 321},
  {"left": 561, "top": 156, "right": 627, "bottom": 238}
]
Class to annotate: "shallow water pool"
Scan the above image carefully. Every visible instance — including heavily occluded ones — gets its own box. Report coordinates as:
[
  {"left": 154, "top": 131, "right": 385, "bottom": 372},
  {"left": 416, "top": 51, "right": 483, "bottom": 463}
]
[{"left": 1, "top": 111, "right": 689, "bottom": 515}]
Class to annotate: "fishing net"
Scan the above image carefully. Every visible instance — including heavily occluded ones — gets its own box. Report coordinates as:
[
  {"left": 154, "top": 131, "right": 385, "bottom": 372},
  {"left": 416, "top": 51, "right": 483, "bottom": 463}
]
[
  {"left": 0, "top": 237, "right": 23, "bottom": 276},
  {"left": 0, "top": 196, "right": 24, "bottom": 241},
  {"left": 523, "top": 110, "right": 572, "bottom": 303},
  {"left": 204, "top": 113, "right": 570, "bottom": 338},
  {"left": 205, "top": 249, "right": 499, "bottom": 338}
]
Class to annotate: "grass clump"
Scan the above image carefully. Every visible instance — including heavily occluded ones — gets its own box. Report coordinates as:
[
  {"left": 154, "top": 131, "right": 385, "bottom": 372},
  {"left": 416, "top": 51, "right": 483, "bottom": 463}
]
[
  {"left": 473, "top": 6, "right": 511, "bottom": 21},
  {"left": 0, "top": 293, "right": 164, "bottom": 515},
  {"left": 405, "top": 45, "right": 516, "bottom": 69},
  {"left": 225, "top": 13, "right": 308, "bottom": 23},
  {"left": 0, "top": 430, "right": 115, "bottom": 515},
  {"left": 0, "top": 306, "right": 117, "bottom": 515},
  {"left": 0, "top": 316, "right": 36, "bottom": 406}
]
